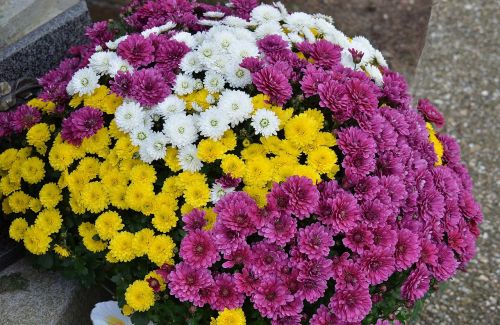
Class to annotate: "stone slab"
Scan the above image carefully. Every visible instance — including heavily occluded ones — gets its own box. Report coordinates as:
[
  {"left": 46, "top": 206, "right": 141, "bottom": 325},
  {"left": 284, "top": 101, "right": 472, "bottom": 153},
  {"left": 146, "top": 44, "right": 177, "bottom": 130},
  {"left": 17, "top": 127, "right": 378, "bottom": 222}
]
[
  {"left": 411, "top": 0, "right": 500, "bottom": 324},
  {"left": 0, "top": 258, "right": 107, "bottom": 325},
  {"left": 0, "top": 0, "right": 91, "bottom": 83}
]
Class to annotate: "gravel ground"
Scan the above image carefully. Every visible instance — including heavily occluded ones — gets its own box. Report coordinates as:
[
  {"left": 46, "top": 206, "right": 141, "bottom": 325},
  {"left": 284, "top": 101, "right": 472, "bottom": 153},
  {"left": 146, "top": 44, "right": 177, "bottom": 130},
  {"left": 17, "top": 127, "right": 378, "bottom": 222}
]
[{"left": 411, "top": 0, "right": 500, "bottom": 324}]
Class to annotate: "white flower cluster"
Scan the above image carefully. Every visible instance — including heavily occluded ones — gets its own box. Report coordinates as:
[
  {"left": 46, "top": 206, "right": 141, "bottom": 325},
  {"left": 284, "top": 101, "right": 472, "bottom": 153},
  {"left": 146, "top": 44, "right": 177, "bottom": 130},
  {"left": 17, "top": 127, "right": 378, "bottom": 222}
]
[{"left": 68, "top": 2, "right": 388, "bottom": 168}]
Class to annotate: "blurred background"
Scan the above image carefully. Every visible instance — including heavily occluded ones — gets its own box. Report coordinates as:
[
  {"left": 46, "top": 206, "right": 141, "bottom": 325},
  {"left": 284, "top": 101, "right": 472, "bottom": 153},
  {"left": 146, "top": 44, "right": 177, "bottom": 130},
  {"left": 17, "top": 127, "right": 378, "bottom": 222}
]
[{"left": 86, "top": 0, "right": 432, "bottom": 83}]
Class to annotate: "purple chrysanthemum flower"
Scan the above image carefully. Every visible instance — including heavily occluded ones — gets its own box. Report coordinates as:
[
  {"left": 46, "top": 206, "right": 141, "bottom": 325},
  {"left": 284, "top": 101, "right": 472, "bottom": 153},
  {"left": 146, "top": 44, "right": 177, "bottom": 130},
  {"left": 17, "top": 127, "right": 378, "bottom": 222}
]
[
  {"left": 272, "top": 314, "right": 302, "bottom": 325},
  {"left": 117, "top": 34, "right": 154, "bottom": 67},
  {"left": 308, "top": 39, "right": 342, "bottom": 69},
  {"left": 252, "top": 275, "right": 294, "bottom": 319},
  {"left": 216, "top": 174, "right": 242, "bottom": 189},
  {"left": 234, "top": 267, "right": 261, "bottom": 295},
  {"left": 345, "top": 78, "right": 379, "bottom": 120},
  {"left": 297, "top": 258, "right": 332, "bottom": 303},
  {"left": 334, "top": 260, "right": 369, "bottom": 291},
  {"left": 231, "top": 0, "right": 259, "bottom": 20},
  {"left": 0, "top": 112, "right": 14, "bottom": 137},
  {"left": 301, "top": 65, "right": 331, "bottom": 98},
  {"left": 179, "top": 229, "right": 218, "bottom": 268},
  {"left": 417, "top": 98, "right": 445, "bottom": 128},
  {"left": 214, "top": 191, "right": 259, "bottom": 236},
  {"left": 259, "top": 213, "right": 297, "bottom": 246},
  {"left": 401, "top": 264, "right": 431, "bottom": 302},
  {"left": 182, "top": 208, "right": 207, "bottom": 232},
  {"left": 257, "top": 35, "right": 290, "bottom": 55},
  {"left": 222, "top": 242, "right": 251, "bottom": 268},
  {"left": 371, "top": 226, "right": 398, "bottom": 250},
  {"left": 317, "top": 191, "right": 361, "bottom": 233},
  {"left": 394, "top": 229, "right": 421, "bottom": 271},
  {"left": 382, "top": 69, "right": 411, "bottom": 109},
  {"left": 329, "top": 286, "right": 372, "bottom": 322},
  {"left": 85, "top": 21, "right": 114, "bottom": 46},
  {"left": 343, "top": 224, "right": 374, "bottom": 254},
  {"left": 131, "top": 68, "right": 170, "bottom": 107},
  {"left": 310, "top": 304, "right": 347, "bottom": 325},
  {"left": 280, "top": 176, "right": 320, "bottom": 219},
  {"left": 167, "top": 262, "right": 213, "bottom": 303},
  {"left": 297, "top": 223, "right": 334, "bottom": 259},
  {"left": 211, "top": 273, "right": 245, "bottom": 311},
  {"left": 429, "top": 244, "right": 458, "bottom": 281},
  {"left": 360, "top": 199, "right": 390, "bottom": 226},
  {"left": 359, "top": 248, "right": 395, "bottom": 285},
  {"left": 212, "top": 223, "right": 246, "bottom": 254},
  {"left": 61, "top": 106, "right": 103, "bottom": 145},
  {"left": 250, "top": 242, "right": 288, "bottom": 276},
  {"left": 337, "top": 126, "right": 377, "bottom": 156},
  {"left": 318, "top": 80, "right": 352, "bottom": 123},
  {"left": 155, "top": 38, "right": 190, "bottom": 71},
  {"left": 110, "top": 71, "right": 133, "bottom": 98},
  {"left": 252, "top": 65, "right": 292, "bottom": 106},
  {"left": 11, "top": 105, "right": 41, "bottom": 133},
  {"left": 240, "top": 57, "right": 264, "bottom": 73}
]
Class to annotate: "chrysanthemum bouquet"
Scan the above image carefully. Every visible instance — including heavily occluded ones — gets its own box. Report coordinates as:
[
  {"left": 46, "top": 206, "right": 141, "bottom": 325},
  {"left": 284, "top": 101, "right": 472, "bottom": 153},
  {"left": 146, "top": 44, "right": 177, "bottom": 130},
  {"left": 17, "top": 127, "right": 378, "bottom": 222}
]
[{"left": 0, "top": 1, "right": 483, "bottom": 324}]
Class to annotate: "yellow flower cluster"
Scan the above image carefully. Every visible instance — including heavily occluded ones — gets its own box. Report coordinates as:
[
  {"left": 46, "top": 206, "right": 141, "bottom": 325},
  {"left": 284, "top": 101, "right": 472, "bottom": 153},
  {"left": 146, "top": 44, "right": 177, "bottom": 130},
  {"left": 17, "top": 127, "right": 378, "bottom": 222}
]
[
  {"left": 426, "top": 122, "right": 444, "bottom": 166},
  {"left": 69, "top": 85, "right": 122, "bottom": 114},
  {"left": 210, "top": 308, "right": 246, "bottom": 325}
]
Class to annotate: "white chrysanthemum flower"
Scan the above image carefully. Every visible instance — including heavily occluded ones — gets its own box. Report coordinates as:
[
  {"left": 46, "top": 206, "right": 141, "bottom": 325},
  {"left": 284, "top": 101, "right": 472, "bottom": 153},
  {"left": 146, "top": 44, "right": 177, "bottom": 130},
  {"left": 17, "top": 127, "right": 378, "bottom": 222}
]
[
  {"left": 95, "top": 45, "right": 103, "bottom": 52},
  {"left": 66, "top": 67, "right": 99, "bottom": 96},
  {"left": 178, "top": 144, "right": 203, "bottom": 172},
  {"left": 164, "top": 114, "right": 198, "bottom": 148},
  {"left": 254, "top": 21, "right": 287, "bottom": 40},
  {"left": 91, "top": 301, "right": 132, "bottom": 325},
  {"left": 232, "top": 28, "right": 256, "bottom": 42},
  {"left": 251, "top": 109, "right": 280, "bottom": 137},
  {"left": 302, "top": 26, "right": 316, "bottom": 42},
  {"left": 198, "top": 42, "right": 217, "bottom": 63},
  {"left": 154, "top": 95, "right": 186, "bottom": 118},
  {"left": 374, "top": 49, "right": 388, "bottom": 67},
  {"left": 105, "top": 35, "right": 128, "bottom": 50},
  {"left": 210, "top": 183, "right": 235, "bottom": 204},
  {"left": 365, "top": 64, "right": 384, "bottom": 87},
  {"left": 115, "top": 101, "right": 145, "bottom": 133},
  {"left": 204, "top": 11, "right": 226, "bottom": 18},
  {"left": 180, "top": 52, "right": 202, "bottom": 74},
  {"left": 284, "top": 12, "right": 314, "bottom": 33},
  {"left": 199, "top": 19, "right": 221, "bottom": 27},
  {"left": 141, "top": 26, "right": 160, "bottom": 38},
  {"left": 171, "top": 32, "right": 197, "bottom": 48},
  {"left": 206, "top": 94, "right": 216, "bottom": 104},
  {"left": 225, "top": 61, "right": 252, "bottom": 88},
  {"left": 217, "top": 90, "right": 253, "bottom": 126},
  {"left": 89, "top": 51, "right": 119, "bottom": 75},
  {"left": 173, "top": 74, "right": 196, "bottom": 95},
  {"left": 229, "top": 42, "right": 259, "bottom": 61},
  {"left": 313, "top": 17, "right": 336, "bottom": 35},
  {"left": 251, "top": 4, "right": 283, "bottom": 24},
  {"left": 130, "top": 127, "right": 151, "bottom": 147},
  {"left": 273, "top": 1, "right": 288, "bottom": 17},
  {"left": 158, "top": 21, "right": 176, "bottom": 33},
  {"left": 143, "top": 133, "right": 168, "bottom": 162},
  {"left": 204, "top": 72, "right": 226, "bottom": 93},
  {"left": 108, "top": 57, "right": 133, "bottom": 77},
  {"left": 287, "top": 32, "right": 304, "bottom": 43},
  {"left": 222, "top": 16, "right": 252, "bottom": 28},
  {"left": 198, "top": 108, "right": 230, "bottom": 140},
  {"left": 194, "top": 79, "right": 204, "bottom": 90},
  {"left": 207, "top": 54, "right": 230, "bottom": 74},
  {"left": 213, "top": 31, "right": 237, "bottom": 52},
  {"left": 324, "top": 28, "right": 350, "bottom": 49}
]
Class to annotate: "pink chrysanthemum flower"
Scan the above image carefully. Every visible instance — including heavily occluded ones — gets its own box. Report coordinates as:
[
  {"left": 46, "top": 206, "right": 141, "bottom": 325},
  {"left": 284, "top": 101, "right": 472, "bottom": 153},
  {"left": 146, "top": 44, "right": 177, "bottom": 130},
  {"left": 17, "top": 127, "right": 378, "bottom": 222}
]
[
  {"left": 343, "top": 224, "right": 374, "bottom": 254},
  {"left": 280, "top": 176, "right": 320, "bottom": 219},
  {"left": 117, "top": 34, "right": 154, "bottom": 67},
  {"left": 359, "top": 248, "right": 395, "bottom": 285},
  {"left": 61, "top": 106, "right": 103, "bottom": 145},
  {"left": 317, "top": 191, "right": 361, "bottom": 233},
  {"left": 182, "top": 208, "right": 207, "bottom": 232},
  {"left": 252, "top": 65, "right": 292, "bottom": 106},
  {"left": 394, "top": 229, "right": 421, "bottom": 271},
  {"left": 131, "top": 68, "right": 170, "bottom": 107},
  {"left": 210, "top": 273, "right": 245, "bottom": 311},
  {"left": 333, "top": 260, "right": 369, "bottom": 291},
  {"left": 179, "top": 229, "right": 219, "bottom": 268},
  {"left": 214, "top": 191, "right": 260, "bottom": 236},
  {"left": 259, "top": 213, "right": 297, "bottom": 246},
  {"left": 167, "top": 262, "right": 213, "bottom": 303},
  {"left": 429, "top": 244, "right": 458, "bottom": 281},
  {"left": 329, "top": 286, "right": 372, "bottom": 322},
  {"left": 297, "top": 223, "right": 334, "bottom": 259},
  {"left": 401, "top": 264, "right": 431, "bottom": 302},
  {"left": 252, "top": 275, "right": 294, "bottom": 319}
]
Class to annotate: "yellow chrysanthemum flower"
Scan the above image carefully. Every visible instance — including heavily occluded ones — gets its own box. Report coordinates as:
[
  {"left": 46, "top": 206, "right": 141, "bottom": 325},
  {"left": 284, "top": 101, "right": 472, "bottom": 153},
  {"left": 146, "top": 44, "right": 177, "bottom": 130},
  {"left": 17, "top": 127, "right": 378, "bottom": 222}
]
[
  {"left": 95, "top": 211, "right": 124, "bottom": 240},
  {"left": 80, "top": 182, "right": 108, "bottom": 213},
  {"left": 8, "top": 191, "right": 32, "bottom": 213},
  {"left": 23, "top": 225, "right": 52, "bottom": 255},
  {"left": 9, "top": 218, "right": 29, "bottom": 241},
  {"left": 27, "top": 98, "right": 55, "bottom": 113},
  {"left": 243, "top": 186, "right": 268, "bottom": 208},
  {"left": 269, "top": 106, "right": 293, "bottom": 129},
  {"left": 285, "top": 113, "right": 321, "bottom": 150},
  {"left": 125, "top": 280, "right": 155, "bottom": 312},
  {"left": 29, "top": 198, "right": 42, "bottom": 213},
  {"left": 2, "top": 198, "right": 13, "bottom": 214},
  {"left": 49, "top": 143, "right": 78, "bottom": 171},
  {"left": 221, "top": 155, "right": 246, "bottom": 179},
  {"left": 130, "top": 163, "right": 157, "bottom": 184},
  {"left": 101, "top": 169, "right": 128, "bottom": 189},
  {"left": 109, "top": 231, "right": 136, "bottom": 262},
  {"left": 39, "top": 182, "right": 62, "bottom": 208},
  {"left": 241, "top": 144, "right": 266, "bottom": 161},
  {"left": 152, "top": 210, "right": 178, "bottom": 233},
  {"left": 26, "top": 123, "right": 51, "bottom": 154},
  {"left": 35, "top": 209, "right": 63, "bottom": 234},
  {"left": 122, "top": 304, "right": 134, "bottom": 316},
  {"left": 307, "top": 146, "right": 338, "bottom": 174},
  {"left": 184, "top": 181, "right": 210, "bottom": 208},
  {"left": 54, "top": 244, "right": 70, "bottom": 258},
  {"left": 0, "top": 176, "right": 21, "bottom": 196},
  {"left": 215, "top": 308, "right": 246, "bottom": 325},
  {"left": 197, "top": 139, "right": 226, "bottom": 163},
  {"left": 164, "top": 146, "right": 181, "bottom": 172},
  {"left": 0, "top": 148, "right": 18, "bottom": 171},
  {"left": 125, "top": 183, "right": 154, "bottom": 211},
  {"left": 147, "top": 235, "right": 175, "bottom": 266},
  {"left": 426, "top": 123, "right": 444, "bottom": 166},
  {"left": 162, "top": 176, "right": 184, "bottom": 199},
  {"left": 69, "top": 194, "right": 86, "bottom": 214},
  {"left": 83, "top": 233, "right": 108, "bottom": 253},
  {"left": 133, "top": 229, "right": 155, "bottom": 257},
  {"left": 78, "top": 222, "right": 95, "bottom": 237},
  {"left": 81, "top": 128, "right": 110, "bottom": 157},
  {"left": 244, "top": 156, "right": 273, "bottom": 187},
  {"left": 20, "top": 156, "right": 45, "bottom": 184},
  {"left": 202, "top": 208, "right": 217, "bottom": 231},
  {"left": 76, "top": 157, "right": 101, "bottom": 180},
  {"left": 220, "top": 130, "right": 237, "bottom": 151},
  {"left": 108, "top": 185, "right": 128, "bottom": 210}
]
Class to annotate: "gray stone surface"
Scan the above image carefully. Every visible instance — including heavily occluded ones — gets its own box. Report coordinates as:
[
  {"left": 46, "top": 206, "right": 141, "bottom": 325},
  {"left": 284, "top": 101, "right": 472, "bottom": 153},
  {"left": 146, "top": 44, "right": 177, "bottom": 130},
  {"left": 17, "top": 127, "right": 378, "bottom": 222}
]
[
  {"left": 0, "top": 0, "right": 91, "bottom": 83},
  {"left": 411, "top": 0, "right": 500, "bottom": 324},
  {"left": 0, "top": 258, "right": 107, "bottom": 325}
]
